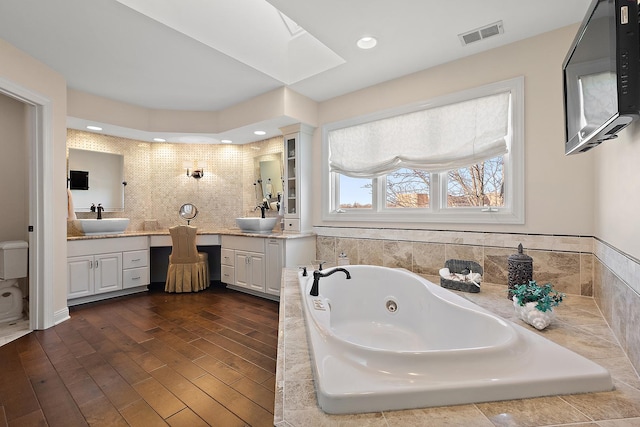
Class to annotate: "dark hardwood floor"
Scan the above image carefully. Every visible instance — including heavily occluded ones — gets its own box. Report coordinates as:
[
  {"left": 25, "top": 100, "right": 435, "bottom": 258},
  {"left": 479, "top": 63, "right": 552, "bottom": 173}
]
[{"left": 0, "top": 283, "right": 280, "bottom": 426}]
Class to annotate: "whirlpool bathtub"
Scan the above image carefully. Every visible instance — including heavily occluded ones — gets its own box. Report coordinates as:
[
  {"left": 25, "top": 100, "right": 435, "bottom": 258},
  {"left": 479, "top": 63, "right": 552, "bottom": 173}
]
[{"left": 298, "top": 265, "right": 613, "bottom": 414}]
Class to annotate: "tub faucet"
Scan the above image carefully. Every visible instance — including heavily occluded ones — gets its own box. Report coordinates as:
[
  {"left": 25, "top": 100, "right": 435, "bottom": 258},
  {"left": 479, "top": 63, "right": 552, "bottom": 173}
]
[{"left": 310, "top": 268, "right": 351, "bottom": 296}]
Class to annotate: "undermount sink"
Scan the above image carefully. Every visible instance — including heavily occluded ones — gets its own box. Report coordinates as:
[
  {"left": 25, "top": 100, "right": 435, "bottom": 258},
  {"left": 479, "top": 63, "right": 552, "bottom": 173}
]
[
  {"left": 235, "top": 217, "right": 278, "bottom": 234},
  {"left": 74, "top": 218, "right": 130, "bottom": 235}
]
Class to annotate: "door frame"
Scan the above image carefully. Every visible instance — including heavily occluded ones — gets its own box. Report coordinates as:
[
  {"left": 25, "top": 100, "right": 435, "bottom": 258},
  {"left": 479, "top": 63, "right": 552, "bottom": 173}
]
[{"left": 0, "top": 76, "right": 55, "bottom": 330}]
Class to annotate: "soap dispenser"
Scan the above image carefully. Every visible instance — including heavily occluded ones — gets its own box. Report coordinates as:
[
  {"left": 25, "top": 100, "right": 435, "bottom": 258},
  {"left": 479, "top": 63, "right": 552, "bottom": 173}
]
[{"left": 338, "top": 252, "right": 350, "bottom": 266}]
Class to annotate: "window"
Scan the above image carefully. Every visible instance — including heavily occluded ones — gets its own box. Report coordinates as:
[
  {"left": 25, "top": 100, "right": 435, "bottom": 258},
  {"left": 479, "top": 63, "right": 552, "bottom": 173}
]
[{"left": 322, "top": 77, "right": 524, "bottom": 224}]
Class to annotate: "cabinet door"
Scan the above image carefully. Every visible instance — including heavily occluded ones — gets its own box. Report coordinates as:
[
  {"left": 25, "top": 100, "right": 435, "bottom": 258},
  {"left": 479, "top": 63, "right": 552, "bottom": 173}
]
[
  {"left": 234, "top": 252, "right": 250, "bottom": 289},
  {"left": 94, "top": 253, "right": 122, "bottom": 294},
  {"left": 284, "top": 135, "right": 299, "bottom": 219},
  {"left": 67, "top": 255, "right": 94, "bottom": 299},
  {"left": 247, "top": 253, "right": 265, "bottom": 292},
  {"left": 265, "top": 239, "right": 283, "bottom": 296}
]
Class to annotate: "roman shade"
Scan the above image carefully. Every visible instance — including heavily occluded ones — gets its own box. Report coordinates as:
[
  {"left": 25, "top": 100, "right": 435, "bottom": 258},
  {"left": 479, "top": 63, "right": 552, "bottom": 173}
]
[{"left": 328, "top": 91, "right": 511, "bottom": 178}]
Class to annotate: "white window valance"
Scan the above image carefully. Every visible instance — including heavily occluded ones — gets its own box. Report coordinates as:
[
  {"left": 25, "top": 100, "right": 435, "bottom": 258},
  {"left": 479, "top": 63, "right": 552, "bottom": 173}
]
[{"left": 328, "top": 91, "right": 511, "bottom": 178}]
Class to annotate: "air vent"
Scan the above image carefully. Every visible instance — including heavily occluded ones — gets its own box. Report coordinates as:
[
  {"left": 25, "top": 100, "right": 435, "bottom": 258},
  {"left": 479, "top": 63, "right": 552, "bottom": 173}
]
[{"left": 458, "top": 21, "right": 504, "bottom": 46}]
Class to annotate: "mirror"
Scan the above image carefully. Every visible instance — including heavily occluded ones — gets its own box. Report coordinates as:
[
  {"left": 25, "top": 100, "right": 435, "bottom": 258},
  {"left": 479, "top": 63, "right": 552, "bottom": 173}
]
[
  {"left": 179, "top": 203, "right": 198, "bottom": 224},
  {"left": 68, "top": 148, "right": 125, "bottom": 212},
  {"left": 254, "top": 153, "right": 283, "bottom": 202}
]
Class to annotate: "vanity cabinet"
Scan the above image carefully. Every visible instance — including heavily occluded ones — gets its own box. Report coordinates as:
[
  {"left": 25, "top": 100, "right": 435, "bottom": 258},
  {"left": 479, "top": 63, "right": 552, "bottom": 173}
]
[
  {"left": 265, "top": 238, "right": 283, "bottom": 296},
  {"left": 221, "top": 234, "right": 316, "bottom": 300},
  {"left": 234, "top": 251, "right": 265, "bottom": 292},
  {"left": 67, "top": 253, "right": 122, "bottom": 298},
  {"left": 221, "top": 236, "right": 268, "bottom": 297},
  {"left": 282, "top": 124, "right": 314, "bottom": 232},
  {"left": 67, "top": 236, "right": 149, "bottom": 306},
  {"left": 220, "top": 248, "right": 235, "bottom": 285}
]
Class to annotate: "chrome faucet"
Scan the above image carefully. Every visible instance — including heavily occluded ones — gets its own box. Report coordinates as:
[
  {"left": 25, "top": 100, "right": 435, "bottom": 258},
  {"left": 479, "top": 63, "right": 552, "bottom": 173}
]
[{"left": 310, "top": 268, "right": 351, "bottom": 296}]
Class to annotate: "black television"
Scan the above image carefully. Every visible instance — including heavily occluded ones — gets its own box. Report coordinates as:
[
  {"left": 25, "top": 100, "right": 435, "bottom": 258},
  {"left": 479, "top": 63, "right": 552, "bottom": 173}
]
[
  {"left": 563, "top": 0, "right": 640, "bottom": 155},
  {"left": 69, "top": 170, "right": 89, "bottom": 190}
]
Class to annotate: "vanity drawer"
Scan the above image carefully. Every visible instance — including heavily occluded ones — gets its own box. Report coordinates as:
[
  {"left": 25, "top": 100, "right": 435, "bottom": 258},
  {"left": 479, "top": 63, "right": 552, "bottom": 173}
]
[
  {"left": 123, "top": 250, "right": 148, "bottom": 269},
  {"left": 221, "top": 265, "right": 234, "bottom": 285},
  {"left": 221, "top": 248, "right": 235, "bottom": 267},
  {"left": 283, "top": 218, "right": 300, "bottom": 232},
  {"left": 123, "top": 267, "right": 149, "bottom": 289}
]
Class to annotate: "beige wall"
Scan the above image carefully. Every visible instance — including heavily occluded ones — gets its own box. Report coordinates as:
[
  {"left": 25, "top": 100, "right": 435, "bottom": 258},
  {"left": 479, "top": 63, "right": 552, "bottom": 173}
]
[
  {"left": 67, "top": 130, "right": 283, "bottom": 233},
  {"left": 0, "top": 38, "right": 68, "bottom": 321},
  {"left": 0, "top": 93, "right": 28, "bottom": 241},
  {"left": 313, "top": 25, "right": 593, "bottom": 236},
  {"left": 593, "top": 124, "right": 640, "bottom": 260}
]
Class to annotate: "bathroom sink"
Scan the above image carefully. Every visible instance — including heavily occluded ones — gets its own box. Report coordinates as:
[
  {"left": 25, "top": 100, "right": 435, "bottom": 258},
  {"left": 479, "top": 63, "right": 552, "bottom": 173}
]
[
  {"left": 235, "top": 217, "right": 278, "bottom": 234},
  {"left": 74, "top": 218, "right": 130, "bottom": 235}
]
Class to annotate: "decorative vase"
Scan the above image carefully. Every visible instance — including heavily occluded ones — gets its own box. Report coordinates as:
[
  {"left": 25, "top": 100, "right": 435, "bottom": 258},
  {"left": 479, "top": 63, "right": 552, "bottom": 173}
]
[{"left": 512, "top": 296, "right": 555, "bottom": 330}]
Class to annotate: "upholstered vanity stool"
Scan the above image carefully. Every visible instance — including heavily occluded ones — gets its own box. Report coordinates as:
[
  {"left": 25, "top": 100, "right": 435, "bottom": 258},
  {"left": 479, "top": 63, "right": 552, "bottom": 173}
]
[{"left": 165, "top": 225, "right": 210, "bottom": 293}]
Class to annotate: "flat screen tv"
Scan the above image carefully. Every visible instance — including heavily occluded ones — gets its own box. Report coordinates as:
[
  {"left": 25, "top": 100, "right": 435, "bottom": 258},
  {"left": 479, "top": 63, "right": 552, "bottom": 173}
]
[
  {"left": 563, "top": 0, "right": 640, "bottom": 155},
  {"left": 69, "top": 170, "right": 89, "bottom": 190}
]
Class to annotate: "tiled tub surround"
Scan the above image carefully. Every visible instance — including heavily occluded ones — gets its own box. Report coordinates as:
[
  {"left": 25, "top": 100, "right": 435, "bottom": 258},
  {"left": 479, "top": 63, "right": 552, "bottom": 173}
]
[
  {"left": 67, "top": 129, "right": 284, "bottom": 232},
  {"left": 315, "top": 228, "right": 594, "bottom": 297},
  {"left": 275, "top": 268, "right": 640, "bottom": 426}
]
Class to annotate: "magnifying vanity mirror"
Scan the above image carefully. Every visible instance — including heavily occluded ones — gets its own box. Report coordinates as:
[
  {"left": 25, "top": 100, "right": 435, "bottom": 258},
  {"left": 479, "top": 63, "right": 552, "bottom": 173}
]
[
  {"left": 68, "top": 148, "right": 125, "bottom": 212},
  {"left": 179, "top": 203, "right": 198, "bottom": 224}
]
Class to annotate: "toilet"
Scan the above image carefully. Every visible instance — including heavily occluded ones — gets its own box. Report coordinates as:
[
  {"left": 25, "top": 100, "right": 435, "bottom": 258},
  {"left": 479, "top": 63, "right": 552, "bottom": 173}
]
[{"left": 0, "top": 241, "right": 28, "bottom": 323}]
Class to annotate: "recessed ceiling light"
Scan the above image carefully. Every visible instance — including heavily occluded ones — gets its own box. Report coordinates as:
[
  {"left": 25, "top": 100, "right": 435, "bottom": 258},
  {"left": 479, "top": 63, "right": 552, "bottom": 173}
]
[
  {"left": 221, "top": 139, "right": 233, "bottom": 144},
  {"left": 357, "top": 36, "right": 377, "bottom": 49},
  {"left": 86, "top": 125, "right": 102, "bottom": 131},
  {"left": 153, "top": 138, "right": 166, "bottom": 142},
  {"left": 254, "top": 130, "right": 266, "bottom": 136}
]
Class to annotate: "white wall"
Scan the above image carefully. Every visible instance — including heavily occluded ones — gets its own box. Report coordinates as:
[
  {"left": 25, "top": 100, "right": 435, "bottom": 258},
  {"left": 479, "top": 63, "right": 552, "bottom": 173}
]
[
  {"left": 0, "top": 93, "right": 28, "bottom": 241},
  {"left": 313, "top": 25, "right": 593, "bottom": 236},
  {"left": 0, "top": 38, "right": 68, "bottom": 324}
]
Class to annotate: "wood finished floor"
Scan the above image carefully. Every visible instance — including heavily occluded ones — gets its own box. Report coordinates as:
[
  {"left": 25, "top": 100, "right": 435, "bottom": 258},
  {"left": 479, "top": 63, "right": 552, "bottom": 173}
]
[{"left": 0, "top": 283, "right": 280, "bottom": 427}]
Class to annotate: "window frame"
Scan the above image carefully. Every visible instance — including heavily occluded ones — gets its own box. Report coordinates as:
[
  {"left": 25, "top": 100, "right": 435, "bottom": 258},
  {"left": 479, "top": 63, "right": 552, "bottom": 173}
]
[{"left": 321, "top": 77, "right": 524, "bottom": 224}]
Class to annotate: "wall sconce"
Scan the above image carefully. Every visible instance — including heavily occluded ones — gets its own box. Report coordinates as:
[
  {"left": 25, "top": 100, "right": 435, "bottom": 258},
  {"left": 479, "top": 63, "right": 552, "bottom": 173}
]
[{"left": 184, "top": 161, "right": 205, "bottom": 179}]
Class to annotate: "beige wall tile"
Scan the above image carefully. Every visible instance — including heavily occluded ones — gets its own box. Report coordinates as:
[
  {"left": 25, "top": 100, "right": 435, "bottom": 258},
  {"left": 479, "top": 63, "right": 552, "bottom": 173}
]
[
  {"left": 412, "top": 242, "right": 446, "bottom": 276},
  {"left": 529, "top": 250, "right": 581, "bottom": 295},
  {"left": 483, "top": 247, "right": 512, "bottom": 285},
  {"left": 358, "top": 239, "right": 384, "bottom": 266},
  {"left": 383, "top": 241, "right": 413, "bottom": 270},
  {"left": 67, "top": 129, "right": 283, "bottom": 232},
  {"left": 581, "top": 253, "right": 594, "bottom": 297}
]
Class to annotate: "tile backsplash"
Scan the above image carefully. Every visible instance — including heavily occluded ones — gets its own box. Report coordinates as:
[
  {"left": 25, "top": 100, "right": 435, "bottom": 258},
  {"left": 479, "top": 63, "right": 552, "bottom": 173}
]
[{"left": 67, "top": 129, "right": 283, "bottom": 232}]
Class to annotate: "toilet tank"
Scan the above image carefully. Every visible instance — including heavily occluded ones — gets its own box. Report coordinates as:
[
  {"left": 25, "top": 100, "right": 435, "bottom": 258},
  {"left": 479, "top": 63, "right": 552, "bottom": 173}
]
[{"left": 0, "top": 240, "right": 28, "bottom": 280}]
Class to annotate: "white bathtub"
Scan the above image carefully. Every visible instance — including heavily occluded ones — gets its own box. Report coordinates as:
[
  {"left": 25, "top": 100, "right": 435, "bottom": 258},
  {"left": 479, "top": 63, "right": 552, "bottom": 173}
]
[{"left": 299, "top": 265, "right": 613, "bottom": 414}]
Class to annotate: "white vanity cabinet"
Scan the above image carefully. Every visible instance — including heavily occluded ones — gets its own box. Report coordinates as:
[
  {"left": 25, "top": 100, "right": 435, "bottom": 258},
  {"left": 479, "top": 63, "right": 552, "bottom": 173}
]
[
  {"left": 234, "top": 251, "right": 265, "bottom": 292},
  {"left": 67, "top": 236, "right": 149, "bottom": 305},
  {"left": 221, "top": 234, "right": 315, "bottom": 300},
  {"left": 282, "top": 124, "right": 314, "bottom": 233},
  {"left": 221, "top": 236, "right": 267, "bottom": 296},
  {"left": 67, "top": 253, "right": 122, "bottom": 298}
]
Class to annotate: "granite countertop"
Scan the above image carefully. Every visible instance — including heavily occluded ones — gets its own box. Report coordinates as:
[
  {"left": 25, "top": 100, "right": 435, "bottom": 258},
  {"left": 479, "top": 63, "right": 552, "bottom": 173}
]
[{"left": 67, "top": 228, "right": 315, "bottom": 241}]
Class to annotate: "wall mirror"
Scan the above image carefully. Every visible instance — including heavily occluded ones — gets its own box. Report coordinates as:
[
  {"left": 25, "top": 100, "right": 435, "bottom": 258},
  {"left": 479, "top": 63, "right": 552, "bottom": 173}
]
[
  {"left": 68, "top": 148, "right": 125, "bottom": 212},
  {"left": 254, "top": 153, "right": 283, "bottom": 202}
]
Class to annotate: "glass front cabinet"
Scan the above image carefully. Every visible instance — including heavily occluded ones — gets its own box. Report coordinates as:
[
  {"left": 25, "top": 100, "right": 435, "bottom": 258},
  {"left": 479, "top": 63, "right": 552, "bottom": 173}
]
[{"left": 281, "top": 124, "right": 314, "bottom": 232}]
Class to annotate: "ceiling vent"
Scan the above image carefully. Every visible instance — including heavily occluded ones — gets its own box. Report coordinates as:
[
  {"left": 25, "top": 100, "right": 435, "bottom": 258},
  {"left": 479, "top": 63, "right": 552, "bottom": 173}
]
[{"left": 458, "top": 21, "right": 504, "bottom": 46}]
